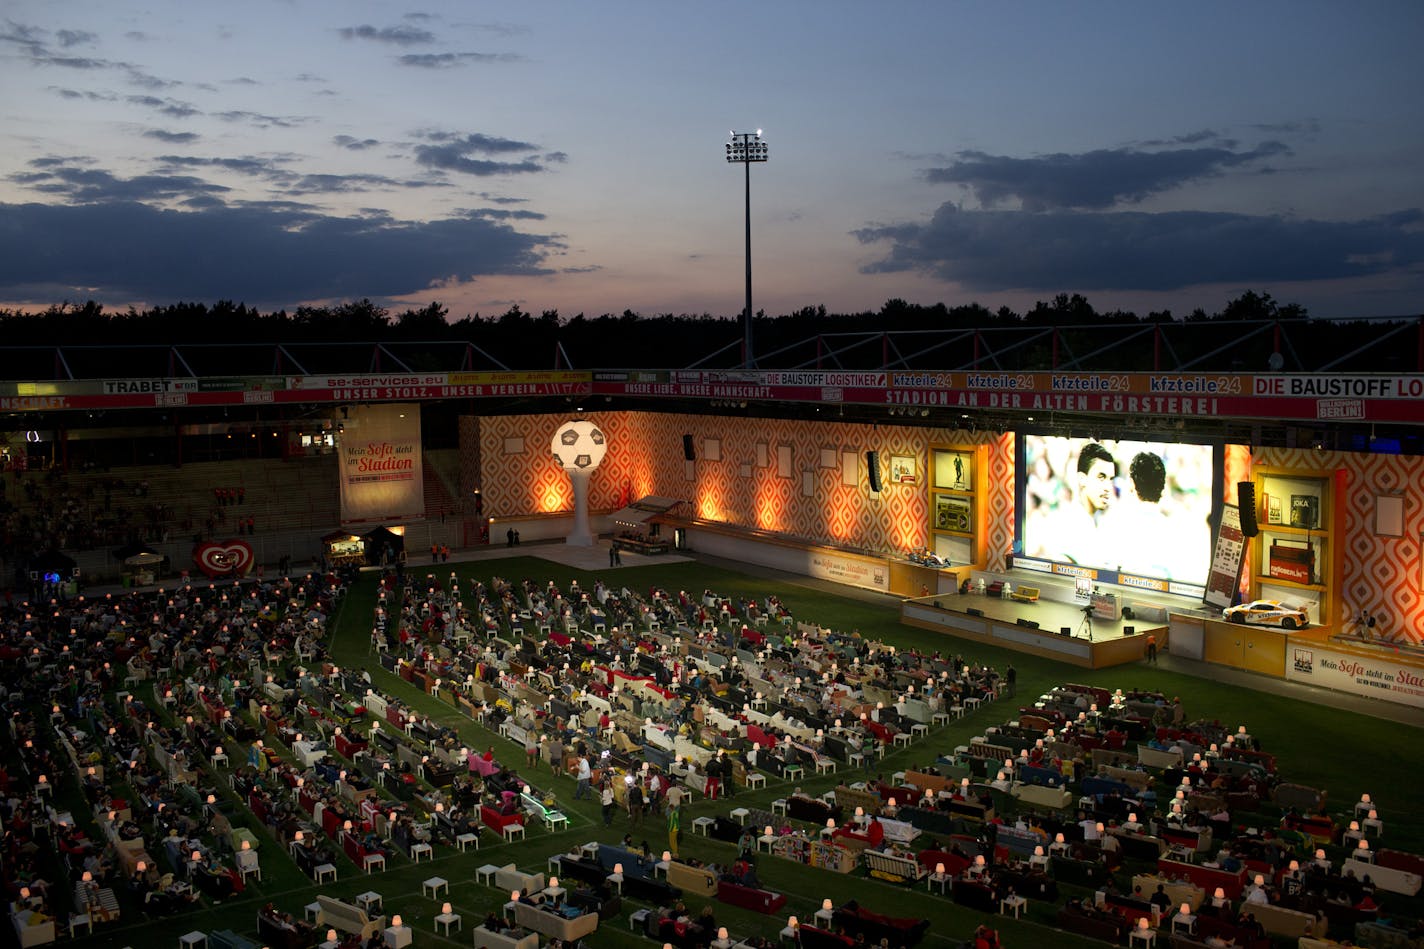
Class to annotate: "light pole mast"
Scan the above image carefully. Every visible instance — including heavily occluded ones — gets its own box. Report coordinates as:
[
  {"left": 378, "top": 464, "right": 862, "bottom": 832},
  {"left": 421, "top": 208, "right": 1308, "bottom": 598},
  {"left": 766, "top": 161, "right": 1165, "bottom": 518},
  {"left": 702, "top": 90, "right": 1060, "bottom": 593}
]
[{"left": 726, "top": 129, "right": 767, "bottom": 369}]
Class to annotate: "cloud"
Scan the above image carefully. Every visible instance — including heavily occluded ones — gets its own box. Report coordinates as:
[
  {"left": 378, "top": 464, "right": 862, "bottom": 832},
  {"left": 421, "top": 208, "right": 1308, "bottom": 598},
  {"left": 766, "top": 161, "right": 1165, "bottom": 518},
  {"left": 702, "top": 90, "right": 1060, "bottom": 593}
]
[
  {"left": 56, "top": 29, "right": 96, "bottom": 47},
  {"left": 125, "top": 94, "right": 200, "bottom": 118},
  {"left": 333, "top": 135, "right": 381, "bottom": 150},
  {"left": 396, "top": 51, "right": 521, "bottom": 68},
  {"left": 854, "top": 203, "right": 1424, "bottom": 292},
  {"left": 413, "top": 131, "right": 551, "bottom": 176},
  {"left": 143, "top": 129, "right": 200, "bottom": 143},
  {"left": 9, "top": 163, "right": 230, "bottom": 203},
  {"left": 0, "top": 200, "right": 560, "bottom": 304},
  {"left": 338, "top": 24, "right": 436, "bottom": 45},
  {"left": 924, "top": 142, "right": 1290, "bottom": 211},
  {"left": 213, "top": 109, "right": 307, "bottom": 128}
]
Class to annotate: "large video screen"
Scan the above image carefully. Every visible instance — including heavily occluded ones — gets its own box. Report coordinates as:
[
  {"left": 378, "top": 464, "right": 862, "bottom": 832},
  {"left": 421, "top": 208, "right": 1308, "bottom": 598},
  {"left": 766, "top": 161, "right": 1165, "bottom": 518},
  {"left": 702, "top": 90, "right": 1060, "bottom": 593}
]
[{"left": 1020, "top": 435, "right": 1215, "bottom": 586}]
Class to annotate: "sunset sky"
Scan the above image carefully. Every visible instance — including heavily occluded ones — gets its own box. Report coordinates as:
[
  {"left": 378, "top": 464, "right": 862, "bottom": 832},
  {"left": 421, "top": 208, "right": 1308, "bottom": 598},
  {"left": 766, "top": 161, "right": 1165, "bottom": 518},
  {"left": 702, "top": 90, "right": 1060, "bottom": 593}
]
[{"left": 2, "top": 1, "right": 1421, "bottom": 322}]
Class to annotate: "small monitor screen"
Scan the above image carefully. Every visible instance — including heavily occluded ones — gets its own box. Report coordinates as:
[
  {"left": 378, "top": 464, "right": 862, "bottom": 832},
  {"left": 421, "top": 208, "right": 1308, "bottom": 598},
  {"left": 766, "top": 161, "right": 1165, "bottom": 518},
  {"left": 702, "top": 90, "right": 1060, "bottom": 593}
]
[{"left": 1021, "top": 435, "right": 1214, "bottom": 586}]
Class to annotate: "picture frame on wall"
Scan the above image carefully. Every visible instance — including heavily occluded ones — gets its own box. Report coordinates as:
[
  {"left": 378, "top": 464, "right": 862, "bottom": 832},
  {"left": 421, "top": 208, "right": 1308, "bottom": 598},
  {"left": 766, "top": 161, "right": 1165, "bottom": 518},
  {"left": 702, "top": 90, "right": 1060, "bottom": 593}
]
[
  {"left": 889, "top": 453, "right": 917, "bottom": 485},
  {"left": 933, "top": 449, "right": 973, "bottom": 490},
  {"left": 935, "top": 494, "right": 971, "bottom": 533}
]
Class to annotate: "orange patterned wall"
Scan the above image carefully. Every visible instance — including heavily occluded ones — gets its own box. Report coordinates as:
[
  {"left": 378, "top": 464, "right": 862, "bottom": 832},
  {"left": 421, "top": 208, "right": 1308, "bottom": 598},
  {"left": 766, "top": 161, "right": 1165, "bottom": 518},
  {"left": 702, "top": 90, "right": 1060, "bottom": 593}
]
[
  {"left": 469, "top": 417, "right": 1420, "bottom": 642},
  {"left": 473, "top": 412, "right": 1017, "bottom": 570},
  {"left": 1255, "top": 447, "right": 1423, "bottom": 643}
]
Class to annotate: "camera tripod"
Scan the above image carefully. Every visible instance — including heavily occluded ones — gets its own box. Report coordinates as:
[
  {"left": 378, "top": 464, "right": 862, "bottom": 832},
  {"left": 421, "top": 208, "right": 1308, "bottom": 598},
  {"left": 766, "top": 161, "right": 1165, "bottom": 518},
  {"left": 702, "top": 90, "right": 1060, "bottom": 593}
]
[{"left": 1078, "top": 608, "right": 1094, "bottom": 641}]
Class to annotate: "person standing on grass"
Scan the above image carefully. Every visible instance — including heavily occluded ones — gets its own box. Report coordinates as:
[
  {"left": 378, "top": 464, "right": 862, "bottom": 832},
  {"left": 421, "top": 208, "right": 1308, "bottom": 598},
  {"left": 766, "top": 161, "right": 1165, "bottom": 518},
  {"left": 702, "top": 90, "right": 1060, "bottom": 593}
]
[
  {"left": 627, "top": 780, "right": 644, "bottom": 827},
  {"left": 575, "top": 754, "right": 592, "bottom": 800},
  {"left": 1146, "top": 632, "right": 1158, "bottom": 664},
  {"left": 601, "top": 780, "right": 616, "bottom": 826},
  {"left": 666, "top": 801, "right": 681, "bottom": 859}
]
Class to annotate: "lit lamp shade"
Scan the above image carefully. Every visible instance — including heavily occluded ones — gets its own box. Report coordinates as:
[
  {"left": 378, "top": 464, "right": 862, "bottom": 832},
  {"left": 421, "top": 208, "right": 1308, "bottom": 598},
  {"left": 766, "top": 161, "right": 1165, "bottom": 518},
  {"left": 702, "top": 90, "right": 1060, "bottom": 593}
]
[
  {"left": 935, "top": 862, "right": 946, "bottom": 874},
  {"left": 718, "top": 928, "right": 729, "bottom": 941},
  {"left": 614, "top": 863, "right": 624, "bottom": 875},
  {"left": 442, "top": 903, "right": 452, "bottom": 915},
  {"left": 974, "top": 855, "right": 985, "bottom": 866},
  {"left": 662, "top": 851, "right": 671, "bottom": 862},
  {"left": 788, "top": 916, "right": 799, "bottom": 929},
  {"left": 241, "top": 840, "right": 251, "bottom": 850},
  {"left": 1138, "top": 919, "right": 1149, "bottom": 930},
  {"left": 392, "top": 916, "right": 403, "bottom": 928},
  {"left": 1254, "top": 874, "right": 1264, "bottom": 885},
  {"left": 854, "top": 807, "right": 864, "bottom": 818},
  {"left": 1055, "top": 833, "right": 1065, "bottom": 844},
  {"left": 1315, "top": 849, "right": 1326, "bottom": 860},
  {"left": 822, "top": 899, "right": 833, "bottom": 911},
  {"left": 135, "top": 862, "right": 146, "bottom": 873},
  {"left": 1034, "top": 845, "right": 1044, "bottom": 856},
  {"left": 826, "top": 818, "right": 836, "bottom": 828},
  {"left": 1180, "top": 903, "right": 1191, "bottom": 916},
  {"left": 1358, "top": 839, "right": 1370, "bottom": 851},
  {"left": 765, "top": 826, "right": 774, "bottom": 837},
  {"left": 1213, "top": 887, "right": 1226, "bottom": 900},
  {"left": 549, "top": 878, "right": 558, "bottom": 889}
]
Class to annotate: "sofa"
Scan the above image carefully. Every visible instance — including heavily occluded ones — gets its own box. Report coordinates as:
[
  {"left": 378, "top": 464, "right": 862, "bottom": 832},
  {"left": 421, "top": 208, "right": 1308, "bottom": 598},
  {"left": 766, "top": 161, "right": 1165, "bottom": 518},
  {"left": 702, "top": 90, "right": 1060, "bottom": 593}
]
[
  {"left": 472, "top": 926, "right": 538, "bottom": 949},
  {"left": 494, "top": 864, "right": 545, "bottom": 897},
  {"left": 716, "top": 880, "right": 787, "bottom": 914},
  {"left": 314, "top": 896, "right": 385, "bottom": 941},
  {"left": 1057, "top": 904, "right": 1129, "bottom": 943},
  {"left": 666, "top": 861, "right": 718, "bottom": 897},
  {"left": 512, "top": 900, "right": 599, "bottom": 941},
  {"left": 831, "top": 819, "right": 884, "bottom": 852},
  {"left": 1249, "top": 901, "right": 1324, "bottom": 939},
  {"left": 480, "top": 804, "right": 526, "bottom": 836},
  {"left": 831, "top": 900, "right": 930, "bottom": 948},
  {"left": 10, "top": 909, "right": 55, "bottom": 949},
  {"left": 594, "top": 844, "right": 682, "bottom": 903},
  {"left": 211, "top": 930, "right": 259, "bottom": 949},
  {"left": 258, "top": 913, "right": 314, "bottom": 949}
]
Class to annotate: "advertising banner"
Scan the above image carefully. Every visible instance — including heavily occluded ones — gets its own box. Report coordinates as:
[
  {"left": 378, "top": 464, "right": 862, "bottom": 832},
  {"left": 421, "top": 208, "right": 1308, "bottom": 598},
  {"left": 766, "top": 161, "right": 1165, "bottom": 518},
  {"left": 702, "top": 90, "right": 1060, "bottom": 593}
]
[
  {"left": 339, "top": 403, "right": 424, "bottom": 524},
  {"left": 1286, "top": 643, "right": 1424, "bottom": 709},
  {"left": 806, "top": 550, "right": 889, "bottom": 593}
]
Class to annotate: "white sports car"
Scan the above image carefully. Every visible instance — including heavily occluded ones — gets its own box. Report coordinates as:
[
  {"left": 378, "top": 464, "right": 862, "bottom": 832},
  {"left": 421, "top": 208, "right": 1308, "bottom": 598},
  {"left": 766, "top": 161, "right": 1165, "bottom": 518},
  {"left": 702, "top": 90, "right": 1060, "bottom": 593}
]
[{"left": 1222, "top": 599, "right": 1310, "bottom": 629}]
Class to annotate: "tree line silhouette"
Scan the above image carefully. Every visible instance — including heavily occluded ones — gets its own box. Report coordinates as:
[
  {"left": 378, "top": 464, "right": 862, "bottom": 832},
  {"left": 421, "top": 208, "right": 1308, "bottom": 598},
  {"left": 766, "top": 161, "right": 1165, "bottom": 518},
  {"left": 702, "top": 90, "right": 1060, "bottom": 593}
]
[{"left": 0, "top": 290, "right": 1417, "bottom": 373}]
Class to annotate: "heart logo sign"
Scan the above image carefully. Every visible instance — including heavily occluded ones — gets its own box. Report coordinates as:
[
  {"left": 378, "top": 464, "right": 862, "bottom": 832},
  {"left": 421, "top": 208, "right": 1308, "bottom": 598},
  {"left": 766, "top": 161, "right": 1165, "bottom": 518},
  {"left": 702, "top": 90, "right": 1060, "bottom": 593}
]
[{"left": 194, "top": 540, "right": 255, "bottom": 578}]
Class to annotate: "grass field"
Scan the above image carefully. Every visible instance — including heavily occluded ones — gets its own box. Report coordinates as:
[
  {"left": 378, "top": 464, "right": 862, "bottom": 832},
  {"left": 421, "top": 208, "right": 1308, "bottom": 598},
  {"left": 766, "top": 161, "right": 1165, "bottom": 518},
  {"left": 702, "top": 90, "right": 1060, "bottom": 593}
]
[{"left": 55, "top": 554, "right": 1424, "bottom": 949}]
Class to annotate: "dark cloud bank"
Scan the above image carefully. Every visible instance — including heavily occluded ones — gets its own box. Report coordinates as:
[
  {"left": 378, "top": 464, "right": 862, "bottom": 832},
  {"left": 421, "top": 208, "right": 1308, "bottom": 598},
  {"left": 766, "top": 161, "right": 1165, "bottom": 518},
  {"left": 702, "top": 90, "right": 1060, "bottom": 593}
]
[{"left": 860, "top": 141, "right": 1424, "bottom": 293}]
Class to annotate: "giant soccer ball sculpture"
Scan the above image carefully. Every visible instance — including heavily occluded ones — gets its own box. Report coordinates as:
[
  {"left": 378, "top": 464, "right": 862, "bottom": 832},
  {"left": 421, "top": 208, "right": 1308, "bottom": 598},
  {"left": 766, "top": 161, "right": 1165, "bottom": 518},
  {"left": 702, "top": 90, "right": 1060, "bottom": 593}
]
[{"left": 550, "top": 419, "right": 607, "bottom": 546}]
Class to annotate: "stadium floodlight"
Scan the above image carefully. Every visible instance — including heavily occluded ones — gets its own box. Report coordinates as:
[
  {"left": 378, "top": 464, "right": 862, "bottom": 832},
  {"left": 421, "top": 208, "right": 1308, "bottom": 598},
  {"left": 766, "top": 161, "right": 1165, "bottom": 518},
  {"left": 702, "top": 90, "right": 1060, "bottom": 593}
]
[{"left": 726, "top": 129, "right": 768, "bottom": 368}]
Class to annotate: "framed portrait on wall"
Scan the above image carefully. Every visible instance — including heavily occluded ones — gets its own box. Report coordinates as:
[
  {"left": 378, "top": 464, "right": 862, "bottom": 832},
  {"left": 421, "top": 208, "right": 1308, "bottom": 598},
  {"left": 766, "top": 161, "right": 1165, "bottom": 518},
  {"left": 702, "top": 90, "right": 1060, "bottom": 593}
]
[
  {"left": 819, "top": 447, "right": 838, "bottom": 469},
  {"left": 933, "top": 449, "right": 973, "bottom": 490},
  {"left": 889, "top": 454, "right": 917, "bottom": 486}
]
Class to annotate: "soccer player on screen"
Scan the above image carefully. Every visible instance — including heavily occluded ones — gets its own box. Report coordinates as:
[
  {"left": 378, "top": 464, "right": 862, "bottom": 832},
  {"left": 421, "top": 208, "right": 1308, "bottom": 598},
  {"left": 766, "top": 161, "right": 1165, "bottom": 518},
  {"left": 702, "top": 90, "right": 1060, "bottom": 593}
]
[
  {"left": 1076, "top": 442, "right": 1116, "bottom": 522},
  {"left": 1045, "top": 442, "right": 1116, "bottom": 567}
]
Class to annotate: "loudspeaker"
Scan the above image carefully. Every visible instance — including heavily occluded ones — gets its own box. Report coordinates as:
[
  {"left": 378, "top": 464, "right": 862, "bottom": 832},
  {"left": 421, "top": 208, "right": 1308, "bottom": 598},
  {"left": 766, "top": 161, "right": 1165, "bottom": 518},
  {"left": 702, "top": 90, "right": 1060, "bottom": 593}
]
[
  {"left": 866, "top": 451, "right": 882, "bottom": 492},
  {"left": 1016, "top": 618, "right": 1039, "bottom": 629},
  {"left": 682, "top": 434, "right": 696, "bottom": 461},
  {"left": 1061, "top": 627, "right": 1072, "bottom": 636},
  {"left": 1122, "top": 606, "right": 1135, "bottom": 621},
  {"left": 965, "top": 607, "right": 984, "bottom": 617},
  {"left": 1238, "top": 481, "right": 1259, "bottom": 537},
  {"left": 1123, "top": 626, "right": 1136, "bottom": 636}
]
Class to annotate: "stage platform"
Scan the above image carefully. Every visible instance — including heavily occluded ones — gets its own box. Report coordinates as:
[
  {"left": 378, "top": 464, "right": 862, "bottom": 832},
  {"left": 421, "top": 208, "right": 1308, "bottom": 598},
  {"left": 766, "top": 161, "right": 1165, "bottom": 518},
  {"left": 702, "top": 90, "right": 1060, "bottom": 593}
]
[{"left": 900, "top": 593, "right": 1167, "bottom": 669}]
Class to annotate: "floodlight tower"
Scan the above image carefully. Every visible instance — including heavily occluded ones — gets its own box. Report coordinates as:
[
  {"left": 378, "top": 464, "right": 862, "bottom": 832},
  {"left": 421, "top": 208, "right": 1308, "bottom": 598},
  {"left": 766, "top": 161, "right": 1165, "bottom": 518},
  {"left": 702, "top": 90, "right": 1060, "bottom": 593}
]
[{"left": 726, "top": 129, "right": 768, "bottom": 369}]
